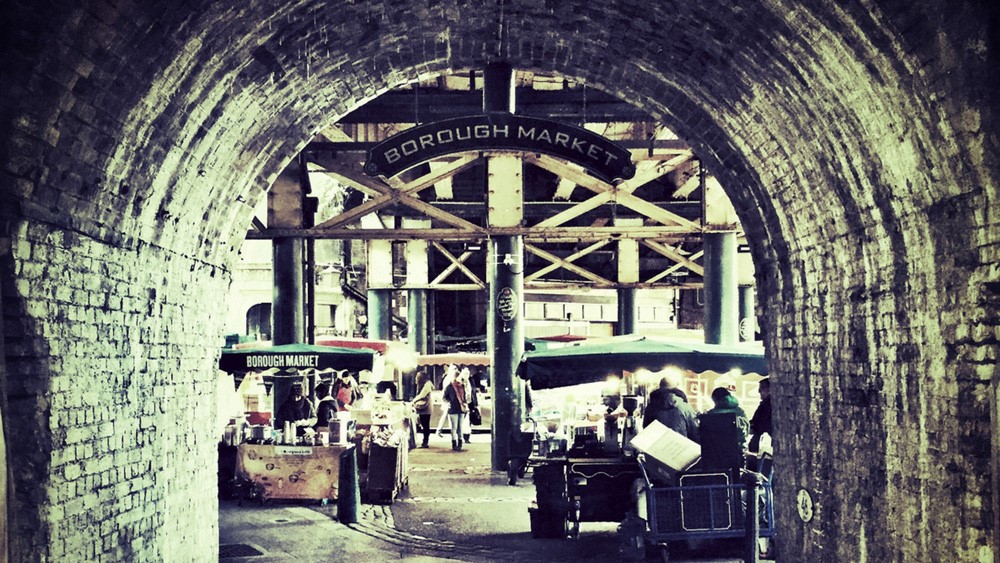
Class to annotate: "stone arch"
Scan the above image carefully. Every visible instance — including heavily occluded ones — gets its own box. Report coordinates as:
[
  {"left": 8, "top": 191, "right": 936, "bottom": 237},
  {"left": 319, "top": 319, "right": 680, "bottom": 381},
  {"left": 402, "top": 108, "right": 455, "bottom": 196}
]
[{"left": 0, "top": 1, "right": 995, "bottom": 561}]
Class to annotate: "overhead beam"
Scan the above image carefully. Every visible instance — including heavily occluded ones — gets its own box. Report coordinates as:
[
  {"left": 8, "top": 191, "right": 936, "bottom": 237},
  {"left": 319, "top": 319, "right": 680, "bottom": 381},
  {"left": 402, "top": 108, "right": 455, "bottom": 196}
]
[
  {"left": 524, "top": 240, "right": 611, "bottom": 283},
  {"left": 643, "top": 241, "right": 705, "bottom": 276},
  {"left": 526, "top": 153, "right": 701, "bottom": 230},
  {"left": 430, "top": 242, "right": 485, "bottom": 288},
  {"left": 305, "top": 139, "right": 692, "bottom": 154},
  {"left": 524, "top": 243, "right": 613, "bottom": 285},
  {"left": 534, "top": 192, "right": 614, "bottom": 228},
  {"left": 336, "top": 87, "right": 652, "bottom": 124},
  {"left": 311, "top": 159, "right": 485, "bottom": 233},
  {"left": 246, "top": 225, "right": 701, "bottom": 241}
]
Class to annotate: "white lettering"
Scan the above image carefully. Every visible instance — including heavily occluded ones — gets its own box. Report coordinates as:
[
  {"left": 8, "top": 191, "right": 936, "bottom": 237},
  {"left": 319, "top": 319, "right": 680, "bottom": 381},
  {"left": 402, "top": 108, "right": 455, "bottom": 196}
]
[
  {"left": 493, "top": 125, "right": 509, "bottom": 138},
  {"left": 385, "top": 148, "right": 401, "bottom": 164},
  {"left": 245, "top": 354, "right": 320, "bottom": 368},
  {"left": 571, "top": 137, "right": 587, "bottom": 154},
  {"left": 437, "top": 130, "right": 454, "bottom": 144},
  {"left": 455, "top": 126, "right": 472, "bottom": 141},
  {"left": 419, "top": 134, "right": 435, "bottom": 149},
  {"left": 587, "top": 144, "right": 602, "bottom": 160},
  {"left": 474, "top": 125, "right": 490, "bottom": 139},
  {"left": 536, "top": 129, "right": 553, "bottom": 143},
  {"left": 604, "top": 153, "right": 619, "bottom": 166},
  {"left": 554, "top": 132, "right": 570, "bottom": 148},
  {"left": 400, "top": 140, "right": 419, "bottom": 156},
  {"left": 518, "top": 126, "right": 536, "bottom": 140}
]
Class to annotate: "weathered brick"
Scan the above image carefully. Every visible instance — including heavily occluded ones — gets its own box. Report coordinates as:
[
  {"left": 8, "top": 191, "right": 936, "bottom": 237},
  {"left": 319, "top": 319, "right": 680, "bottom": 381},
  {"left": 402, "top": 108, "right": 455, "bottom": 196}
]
[{"left": 1, "top": 1, "right": 996, "bottom": 562}]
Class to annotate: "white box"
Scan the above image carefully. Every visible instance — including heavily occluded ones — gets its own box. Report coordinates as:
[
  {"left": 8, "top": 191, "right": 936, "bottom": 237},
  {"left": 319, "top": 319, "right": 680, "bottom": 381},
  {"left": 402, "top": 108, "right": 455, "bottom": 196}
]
[{"left": 629, "top": 420, "right": 701, "bottom": 472}]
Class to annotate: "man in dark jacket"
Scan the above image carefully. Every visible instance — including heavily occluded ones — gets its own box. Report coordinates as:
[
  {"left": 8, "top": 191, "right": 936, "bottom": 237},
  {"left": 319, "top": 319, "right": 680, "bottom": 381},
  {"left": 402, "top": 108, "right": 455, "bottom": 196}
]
[
  {"left": 700, "top": 387, "right": 751, "bottom": 465},
  {"left": 748, "top": 377, "right": 772, "bottom": 453},
  {"left": 643, "top": 375, "right": 699, "bottom": 441}
]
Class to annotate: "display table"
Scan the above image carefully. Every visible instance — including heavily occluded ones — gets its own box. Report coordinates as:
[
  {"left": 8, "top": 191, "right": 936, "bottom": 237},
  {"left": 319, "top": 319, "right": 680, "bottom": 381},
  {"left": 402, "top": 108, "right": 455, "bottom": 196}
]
[{"left": 236, "top": 443, "right": 351, "bottom": 501}]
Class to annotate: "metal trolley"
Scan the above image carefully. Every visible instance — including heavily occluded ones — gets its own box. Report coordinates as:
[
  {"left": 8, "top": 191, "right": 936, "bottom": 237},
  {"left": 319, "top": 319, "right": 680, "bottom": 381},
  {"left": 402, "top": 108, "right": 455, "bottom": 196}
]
[{"left": 629, "top": 454, "right": 775, "bottom": 562}]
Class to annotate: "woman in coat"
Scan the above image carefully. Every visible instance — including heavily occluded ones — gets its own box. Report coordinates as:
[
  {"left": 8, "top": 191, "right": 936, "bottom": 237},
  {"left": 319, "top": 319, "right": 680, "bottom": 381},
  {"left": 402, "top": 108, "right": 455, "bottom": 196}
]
[
  {"left": 442, "top": 367, "right": 469, "bottom": 451},
  {"left": 412, "top": 370, "right": 434, "bottom": 448}
]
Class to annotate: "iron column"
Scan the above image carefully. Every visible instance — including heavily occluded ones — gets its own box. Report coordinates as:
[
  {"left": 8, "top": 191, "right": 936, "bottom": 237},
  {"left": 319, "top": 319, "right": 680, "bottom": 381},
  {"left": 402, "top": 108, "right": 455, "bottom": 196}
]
[
  {"left": 484, "top": 61, "right": 524, "bottom": 471},
  {"left": 367, "top": 238, "right": 393, "bottom": 340},
  {"left": 703, "top": 231, "right": 738, "bottom": 344}
]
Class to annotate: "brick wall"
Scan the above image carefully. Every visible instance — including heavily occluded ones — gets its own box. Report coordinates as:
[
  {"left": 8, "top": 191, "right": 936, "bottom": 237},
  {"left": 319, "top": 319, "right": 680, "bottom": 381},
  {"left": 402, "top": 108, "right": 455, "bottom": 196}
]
[
  {"left": 4, "top": 219, "right": 228, "bottom": 560},
  {"left": 0, "top": 0, "right": 996, "bottom": 561}
]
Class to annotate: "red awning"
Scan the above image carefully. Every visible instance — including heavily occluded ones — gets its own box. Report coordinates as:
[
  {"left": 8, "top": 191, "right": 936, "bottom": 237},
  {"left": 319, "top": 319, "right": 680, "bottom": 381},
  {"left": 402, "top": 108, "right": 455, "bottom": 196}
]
[
  {"left": 417, "top": 352, "right": 491, "bottom": 367},
  {"left": 315, "top": 337, "right": 394, "bottom": 354},
  {"left": 534, "top": 334, "right": 589, "bottom": 342}
]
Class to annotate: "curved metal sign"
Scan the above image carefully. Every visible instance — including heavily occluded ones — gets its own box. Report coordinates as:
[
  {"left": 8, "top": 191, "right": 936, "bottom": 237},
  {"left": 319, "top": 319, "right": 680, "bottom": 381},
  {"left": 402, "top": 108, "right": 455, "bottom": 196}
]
[{"left": 364, "top": 114, "right": 635, "bottom": 183}]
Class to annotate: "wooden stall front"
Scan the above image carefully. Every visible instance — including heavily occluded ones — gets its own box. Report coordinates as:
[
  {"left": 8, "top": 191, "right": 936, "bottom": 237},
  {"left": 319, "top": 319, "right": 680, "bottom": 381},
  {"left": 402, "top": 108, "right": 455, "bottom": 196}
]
[{"left": 236, "top": 443, "right": 350, "bottom": 501}]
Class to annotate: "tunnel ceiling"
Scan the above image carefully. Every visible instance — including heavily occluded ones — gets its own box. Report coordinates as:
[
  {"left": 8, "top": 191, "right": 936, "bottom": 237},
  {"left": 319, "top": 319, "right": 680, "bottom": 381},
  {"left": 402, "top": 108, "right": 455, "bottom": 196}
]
[{"left": 4, "top": 0, "right": 986, "bottom": 279}]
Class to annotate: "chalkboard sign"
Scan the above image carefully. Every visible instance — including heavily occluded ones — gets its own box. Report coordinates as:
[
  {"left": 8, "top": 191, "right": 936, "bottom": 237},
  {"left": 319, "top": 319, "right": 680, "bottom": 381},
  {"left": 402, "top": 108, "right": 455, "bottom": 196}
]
[{"left": 497, "top": 287, "right": 518, "bottom": 322}]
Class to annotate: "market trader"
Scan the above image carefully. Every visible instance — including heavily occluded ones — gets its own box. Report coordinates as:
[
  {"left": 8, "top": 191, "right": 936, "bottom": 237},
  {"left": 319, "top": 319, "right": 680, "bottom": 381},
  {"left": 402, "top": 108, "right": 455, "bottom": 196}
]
[
  {"left": 314, "top": 381, "right": 337, "bottom": 431},
  {"left": 643, "top": 373, "right": 699, "bottom": 441},
  {"left": 276, "top": 382, "right": 316, "bottom": 434}
]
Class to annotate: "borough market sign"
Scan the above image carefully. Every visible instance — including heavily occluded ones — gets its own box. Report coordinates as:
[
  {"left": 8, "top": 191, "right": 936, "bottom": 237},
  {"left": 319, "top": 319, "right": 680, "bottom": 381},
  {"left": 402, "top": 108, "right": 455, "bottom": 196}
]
[{"left": 364, "top": 114, "right": 636, "bottom": 183}]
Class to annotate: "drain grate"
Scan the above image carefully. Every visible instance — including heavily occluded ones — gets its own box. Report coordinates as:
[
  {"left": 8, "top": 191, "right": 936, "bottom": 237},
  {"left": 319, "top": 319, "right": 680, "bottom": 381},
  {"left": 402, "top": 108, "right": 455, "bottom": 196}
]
[{"left": 219, "top": 544, "right": 264, "bottom": 558}]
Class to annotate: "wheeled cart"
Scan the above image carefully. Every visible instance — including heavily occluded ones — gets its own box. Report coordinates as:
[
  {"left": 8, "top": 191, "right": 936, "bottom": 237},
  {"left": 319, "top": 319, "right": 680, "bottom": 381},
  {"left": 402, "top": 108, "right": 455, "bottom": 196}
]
[{"left": 629, "top": 455, "right": 775, "bottom": 562}]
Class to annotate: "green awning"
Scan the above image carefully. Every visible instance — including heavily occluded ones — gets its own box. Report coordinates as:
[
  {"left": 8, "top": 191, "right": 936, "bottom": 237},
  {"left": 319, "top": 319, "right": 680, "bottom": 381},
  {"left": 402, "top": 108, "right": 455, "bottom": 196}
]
[{"left": 517, "top": 335, "right": 768, "bottom": 390}]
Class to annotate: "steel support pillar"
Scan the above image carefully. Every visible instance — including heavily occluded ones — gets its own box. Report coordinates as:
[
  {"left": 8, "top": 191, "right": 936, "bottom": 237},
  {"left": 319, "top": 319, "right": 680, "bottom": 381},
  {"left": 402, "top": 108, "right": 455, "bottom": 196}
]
[
  {"left": 615, "top": 218, "right": 641, "bottom": 336},
  {"left": 367, "top": 238, "right": 393, "bottom": 340},
  {"left": 404, "top": 219, "right": 431, "bottom": 355},
  {"left": 617, "top": 288, "right": 638, "bottom": 335},
  {"left": 738, "top": 285, "right": 755, "bottom": 342},
  {"left": 367, "top": 289, "right": 392, "bottom": 341},
  {"left": 489, "top": 234, "right": 524, "bottom": 471},
  {"left": 484, "top": 61, "right": 523, "bottom": 471},
  {"left": 271, "top": 238, "right": 304, "bottom": 412},
  {"left": 272, "top": 238, "right": 305, "bottom": 345},
  {"left": 407, "top": 289, "right": 428, "bottom": 354},
  {"left": 703, "top": 232, "right": 738, "bottom": 344},
  {"left": 269, "top": 158, "right": 310, "bottom": 410},
  {"left": 483, "top": 62, "right": 515, "bottom": 113}
]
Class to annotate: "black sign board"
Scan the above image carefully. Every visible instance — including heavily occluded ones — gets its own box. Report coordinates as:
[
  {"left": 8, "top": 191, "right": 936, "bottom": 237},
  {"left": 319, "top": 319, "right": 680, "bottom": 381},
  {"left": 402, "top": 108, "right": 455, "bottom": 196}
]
[
  {"left": 497, "top": 287, "right": 518, "bottom": 322},
  {"left": 364, "top": 114, "right": 636, "bottom": 183}
]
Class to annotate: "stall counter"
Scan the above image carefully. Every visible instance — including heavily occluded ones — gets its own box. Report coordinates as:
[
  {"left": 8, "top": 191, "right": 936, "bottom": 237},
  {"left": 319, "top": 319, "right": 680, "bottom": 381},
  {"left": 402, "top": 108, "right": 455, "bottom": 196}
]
[{"left": 236, "top": 443, "right": 351, "bottom": 500}]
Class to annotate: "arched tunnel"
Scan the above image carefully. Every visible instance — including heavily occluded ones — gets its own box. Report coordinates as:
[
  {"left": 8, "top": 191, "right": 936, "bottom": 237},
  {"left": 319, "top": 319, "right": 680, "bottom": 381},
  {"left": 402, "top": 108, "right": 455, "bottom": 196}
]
[{"left": 0, "top": 1, "right": 997, "bottom": 561}]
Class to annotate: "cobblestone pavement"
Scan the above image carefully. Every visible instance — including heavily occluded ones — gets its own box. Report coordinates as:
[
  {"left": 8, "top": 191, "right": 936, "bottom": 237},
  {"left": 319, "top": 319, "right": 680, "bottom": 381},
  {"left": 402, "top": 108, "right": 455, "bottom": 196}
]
[{"left": 221, "top": 433, "right": 768, "bottom": 562}]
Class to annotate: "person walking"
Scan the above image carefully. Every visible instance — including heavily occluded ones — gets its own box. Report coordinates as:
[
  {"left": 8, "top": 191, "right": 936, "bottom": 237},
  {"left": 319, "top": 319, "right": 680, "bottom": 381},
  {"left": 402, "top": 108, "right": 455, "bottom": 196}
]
[
  {"left": 442, "top": 366, "right": 470, "bottom": 451},
  {"left": 412, "top": 370, "right": 434, "bottom": 448},
  {"left": 434, "top": 365, "right": 457, "bottom": 437},
  {"left": 460, "top": 367, "right": 477, "bottom": 444}
]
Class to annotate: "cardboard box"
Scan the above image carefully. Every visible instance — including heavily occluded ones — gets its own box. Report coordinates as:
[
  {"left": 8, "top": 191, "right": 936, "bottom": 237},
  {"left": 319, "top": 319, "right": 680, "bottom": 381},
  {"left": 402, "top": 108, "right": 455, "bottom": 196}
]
[{"left": 629, "top": 420, "right": 700, "bottom": 483}]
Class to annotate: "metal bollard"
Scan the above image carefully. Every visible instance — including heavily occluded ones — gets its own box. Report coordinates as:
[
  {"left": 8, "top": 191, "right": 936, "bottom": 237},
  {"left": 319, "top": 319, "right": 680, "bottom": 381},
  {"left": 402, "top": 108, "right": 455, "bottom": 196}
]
[
  {"left": 743, "top": 472, "right": 761, "bottom": 563},
  {"left": 338, "top": 445, "right": 361, "bottom": 524}
]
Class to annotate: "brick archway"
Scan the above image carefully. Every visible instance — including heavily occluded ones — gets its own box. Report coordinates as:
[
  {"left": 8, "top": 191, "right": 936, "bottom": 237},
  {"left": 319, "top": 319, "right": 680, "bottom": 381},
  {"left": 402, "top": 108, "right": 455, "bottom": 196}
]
[{"left": 1, "top": 2, "right": 996, "bottom": 561}]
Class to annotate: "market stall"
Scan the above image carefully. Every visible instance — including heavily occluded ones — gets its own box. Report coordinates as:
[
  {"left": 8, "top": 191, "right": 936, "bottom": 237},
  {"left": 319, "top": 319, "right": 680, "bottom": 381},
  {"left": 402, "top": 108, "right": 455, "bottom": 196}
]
[
  {"left": 514, "top": 335, "right": 770, "bottom": 539},
  {"left": 218, "top": 342, "right": 408, "bottom": 503}
]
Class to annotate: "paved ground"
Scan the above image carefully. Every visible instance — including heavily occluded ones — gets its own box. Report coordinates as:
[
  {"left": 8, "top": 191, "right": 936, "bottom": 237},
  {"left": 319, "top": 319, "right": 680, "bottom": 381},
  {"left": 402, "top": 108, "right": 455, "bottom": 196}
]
[{"left": 219, "top": 433, "right": 771, "bottom": 562}]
